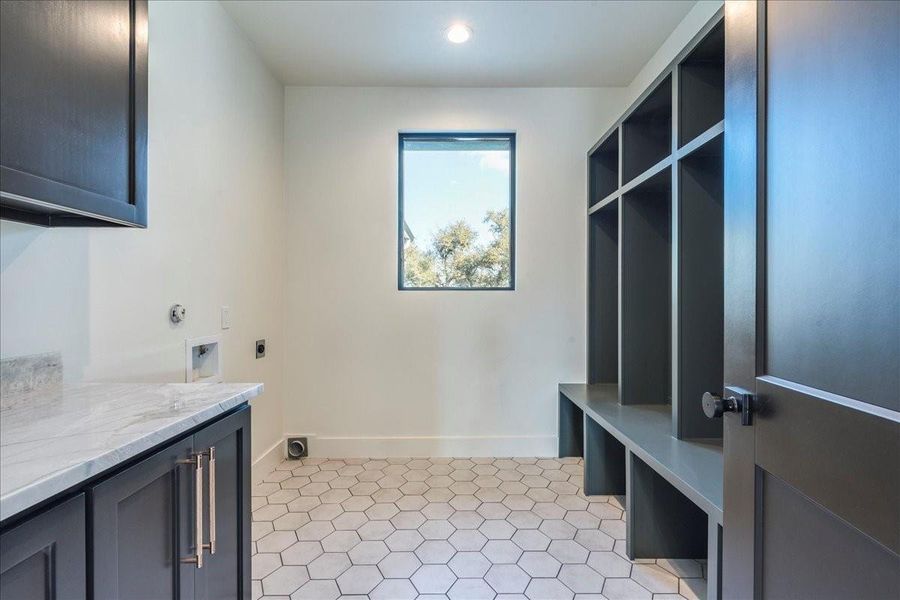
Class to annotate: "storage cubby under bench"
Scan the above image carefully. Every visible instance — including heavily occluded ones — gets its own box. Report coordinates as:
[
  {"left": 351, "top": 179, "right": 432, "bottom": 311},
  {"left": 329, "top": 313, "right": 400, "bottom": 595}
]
[{"left": 559, "top": 384, "right": 723, "bottom": 600}]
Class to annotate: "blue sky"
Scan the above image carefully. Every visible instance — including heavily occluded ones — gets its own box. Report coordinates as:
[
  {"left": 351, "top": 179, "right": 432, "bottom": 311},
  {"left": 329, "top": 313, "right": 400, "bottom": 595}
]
[{"left": 403, "top": 148, "right": 510, "bottom": 245}]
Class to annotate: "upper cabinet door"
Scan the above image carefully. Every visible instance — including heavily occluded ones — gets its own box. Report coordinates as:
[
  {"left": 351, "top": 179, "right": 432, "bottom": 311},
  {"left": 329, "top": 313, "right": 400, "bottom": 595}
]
[{"left": 0, "top": 0, "right": 148, "bottom": 227}]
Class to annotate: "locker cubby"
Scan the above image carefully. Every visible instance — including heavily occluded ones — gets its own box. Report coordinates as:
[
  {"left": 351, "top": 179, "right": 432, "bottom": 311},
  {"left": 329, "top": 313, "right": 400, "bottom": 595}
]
[
  {"left": 557, "top": 384, "right": 723, "bottom": 597},
  {"left": 678, "top": 21, "right": 725, "bottom": 147},
  {"left": 589, "top": 130, "right": 619, "bottom": 207},
  {"left": 621, "top": 168, "right": 672, "bottom": 405},
  {"left": 626, "top": 452, "right": 708, "bottom": 560},
  {"left": 558, "top": 391, "right": 584, "bottom": 458},
  {"left": 564, "top": 10, "right": 726, "bottom": 599},
  {"left": 584, "top": 415, "right": 626, "bottom": 496},
  {"left": 676, "top": 135, "right": 724, "bottom": 439},
  {"left": 588, "top": 201, "right": 619, "bottom": 384},
  {"left": 622, "top": 75, "right": 672, "bottom": 184}
]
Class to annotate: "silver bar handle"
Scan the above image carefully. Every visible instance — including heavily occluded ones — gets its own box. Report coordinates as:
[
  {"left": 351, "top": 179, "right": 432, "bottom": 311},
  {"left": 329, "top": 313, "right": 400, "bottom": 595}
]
[
  {"left": 178, "top": 453, "right": 204, "bottom": 568},
  {"left": 203, "top": 447, "right": 216, "bottom": 555}
]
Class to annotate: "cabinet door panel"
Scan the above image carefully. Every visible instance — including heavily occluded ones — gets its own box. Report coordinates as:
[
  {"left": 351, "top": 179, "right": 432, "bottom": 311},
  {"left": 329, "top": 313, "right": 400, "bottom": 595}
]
[
  {"left": 90, "top": 438, "right": 195, "bottom": 600},
  {"left": 0, "top": 0, "right": 148, "bottom": 226},
  {"left": 193, "top": 406, "right": 251, "bottom": 600},
  {"left": 0, "top": 494, "right": 86, "bottom": 600}
]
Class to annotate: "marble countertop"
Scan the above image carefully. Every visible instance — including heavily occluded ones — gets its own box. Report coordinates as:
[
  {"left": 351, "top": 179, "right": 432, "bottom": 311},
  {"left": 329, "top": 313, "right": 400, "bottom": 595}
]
[{"left": 0, "top": 382, "right": 263, "bottom": 522}]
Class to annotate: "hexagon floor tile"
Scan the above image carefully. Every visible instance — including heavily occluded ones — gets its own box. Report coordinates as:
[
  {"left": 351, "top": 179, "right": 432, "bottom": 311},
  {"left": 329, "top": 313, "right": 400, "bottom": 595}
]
[{"left": 251, "top": 457, "right": 706, "bottom": 599}]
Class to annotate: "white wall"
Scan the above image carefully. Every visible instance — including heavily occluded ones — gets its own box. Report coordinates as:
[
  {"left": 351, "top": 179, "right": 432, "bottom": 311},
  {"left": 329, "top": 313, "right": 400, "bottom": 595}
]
[
  {"left": 283, "top": 86, "right": 628, "bottom": 457},
  {"left": 279, "top": 0, "right": 723, "bottom": 458},
  {"left": 0, "top": 0, "right": 286, "bottom": 463}
]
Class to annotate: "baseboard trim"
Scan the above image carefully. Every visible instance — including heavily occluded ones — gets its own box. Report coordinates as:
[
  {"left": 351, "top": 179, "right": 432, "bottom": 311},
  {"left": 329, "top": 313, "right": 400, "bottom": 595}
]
[
  {"left": 286, "top": 434, "right": 558, "bottom": 458},
  {"left": 252, "top": 438, "right": 285, "bottom": 484}
]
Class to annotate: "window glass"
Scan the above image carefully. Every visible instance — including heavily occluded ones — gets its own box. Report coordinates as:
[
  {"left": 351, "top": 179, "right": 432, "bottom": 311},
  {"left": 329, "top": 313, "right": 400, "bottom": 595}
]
[{"left": 400, "top": 133, "right": 515, "bottom": 289}]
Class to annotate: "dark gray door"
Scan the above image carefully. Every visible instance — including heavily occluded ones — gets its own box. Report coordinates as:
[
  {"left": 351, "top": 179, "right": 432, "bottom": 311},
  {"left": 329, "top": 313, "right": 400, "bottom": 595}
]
[
  {"left": 192, "top": 406, "right": 252, "bottom": 600},
  {"left": 0, "top": 494, "right": 86, "bottom": 600},
  {"left": 90, "top": 437, "right": 197, "bottom": 600},
  {"left": 722, "top": 1, "right": 900, "bottom": 598}
]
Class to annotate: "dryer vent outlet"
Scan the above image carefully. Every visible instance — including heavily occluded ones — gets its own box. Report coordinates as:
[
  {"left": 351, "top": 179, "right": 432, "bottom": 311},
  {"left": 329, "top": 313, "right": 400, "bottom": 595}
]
[{"left": 286, "top": 437, "right": 308, "bottom": 460}]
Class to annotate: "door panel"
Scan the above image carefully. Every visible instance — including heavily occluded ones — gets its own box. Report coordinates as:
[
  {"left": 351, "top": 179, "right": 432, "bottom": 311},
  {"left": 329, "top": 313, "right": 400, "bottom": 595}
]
[
  {"left": 91, "top": 437, "right": 195, "bottom": 600},
  {"left": 760, "top": 471, "right": 899, "bottom": 600},
  {"left": 115, "top": 475, "right": 177, "bottom": 598},
  {"left": 723, "top": 1, "right": 900, "bottom": 598},
  {"left": 755, "top": 377, "right": 899, "bottom": 553},
  {"left": 761, "top": 0, "right": 900, "bottom": 584},
  {"left": 765, "top": 0, "right": 900, "bottom": 411},
  {"left": 0, "top": 494, "right": 86, "bottom": 600},
  {"left": 192, "top": 406, "right": 251, "bottom": 600}
]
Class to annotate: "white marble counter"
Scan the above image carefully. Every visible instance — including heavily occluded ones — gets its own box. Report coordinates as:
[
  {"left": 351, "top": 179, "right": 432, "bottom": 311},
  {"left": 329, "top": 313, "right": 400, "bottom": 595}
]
[{"left": 0, "top": 382, "right": 262, "bottom": 522}]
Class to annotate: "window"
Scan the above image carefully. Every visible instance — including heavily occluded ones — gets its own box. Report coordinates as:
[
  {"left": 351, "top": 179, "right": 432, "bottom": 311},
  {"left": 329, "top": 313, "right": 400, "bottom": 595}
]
[{"left": 399, "top": 132, "right": 516, "bottom": 290}]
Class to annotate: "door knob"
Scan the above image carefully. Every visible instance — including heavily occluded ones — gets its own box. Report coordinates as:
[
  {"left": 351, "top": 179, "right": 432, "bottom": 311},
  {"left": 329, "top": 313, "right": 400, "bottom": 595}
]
[
  {"left": 702, "top": 392, "right": 738, "bottom": 418},
  {"left": 702, "top": 387, "right": 754, "bottom": 426}
]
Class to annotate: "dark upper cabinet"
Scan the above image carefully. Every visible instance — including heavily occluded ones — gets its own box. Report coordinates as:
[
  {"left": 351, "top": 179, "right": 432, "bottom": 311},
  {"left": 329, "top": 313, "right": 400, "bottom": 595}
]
[
  {"left": 193, "top": 408, "right": 252, "bottom": 600},
  {"left": 0, "top": 494, "right": 86, "bottom": 600},
  {"left": 0, "top": 0, "right": 148, "bottom": 227}
]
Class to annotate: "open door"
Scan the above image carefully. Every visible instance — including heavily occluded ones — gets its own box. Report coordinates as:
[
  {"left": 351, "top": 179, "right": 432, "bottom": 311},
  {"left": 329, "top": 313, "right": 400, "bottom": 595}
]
[{"left": 719, "top": 1, "right": 900, "bottom": 598}]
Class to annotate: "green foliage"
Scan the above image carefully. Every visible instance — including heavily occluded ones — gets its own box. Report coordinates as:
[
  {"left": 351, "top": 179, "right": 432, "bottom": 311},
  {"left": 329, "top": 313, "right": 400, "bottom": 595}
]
[{"left": 403, "top": 209, "right": 511, "bottom": 288}]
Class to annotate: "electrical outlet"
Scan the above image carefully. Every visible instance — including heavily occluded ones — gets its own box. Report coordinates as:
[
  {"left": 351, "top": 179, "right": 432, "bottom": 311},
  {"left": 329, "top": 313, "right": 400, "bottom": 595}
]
[
  {"left": 221, "top": 306, "right": 231, "bottom": 329},
  {"left": 255, "top": 339, "right": 266, "bottom": 359}
]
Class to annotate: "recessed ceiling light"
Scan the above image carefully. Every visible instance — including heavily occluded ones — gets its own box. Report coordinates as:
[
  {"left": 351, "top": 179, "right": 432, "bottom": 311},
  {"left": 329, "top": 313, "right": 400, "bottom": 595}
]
[{"left": 445, "top": 23, "right": 472, "bottom": 44}]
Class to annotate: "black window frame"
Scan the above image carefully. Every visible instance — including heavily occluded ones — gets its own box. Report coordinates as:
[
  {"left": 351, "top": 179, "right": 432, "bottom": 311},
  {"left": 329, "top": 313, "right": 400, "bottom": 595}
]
[{"left": 398, "top": 131, "right": 517, "bottom": 291}]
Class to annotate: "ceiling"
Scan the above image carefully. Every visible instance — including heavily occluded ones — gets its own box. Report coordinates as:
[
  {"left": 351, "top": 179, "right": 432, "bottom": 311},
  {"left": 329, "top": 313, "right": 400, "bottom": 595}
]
[{"left": 221, "top": 1, "right": 697, "bottom": 87}]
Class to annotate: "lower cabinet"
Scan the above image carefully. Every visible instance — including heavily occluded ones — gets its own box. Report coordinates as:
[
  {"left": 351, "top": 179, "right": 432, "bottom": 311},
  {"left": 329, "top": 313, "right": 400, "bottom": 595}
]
[
  {"left": 192, "top": 409, "right": 252, "bottom": 600},
  {"left": 90, "top": 436, "right": 196, "bottom": 599},
  {"left": 91, "top": 405, "right": 251, "bottom": 600},
  {"left": 0, "top": 494, "right": 86, "bottom": 600},
  {"left": 0, "top": 405, "right": 251, "bottom": 600}
]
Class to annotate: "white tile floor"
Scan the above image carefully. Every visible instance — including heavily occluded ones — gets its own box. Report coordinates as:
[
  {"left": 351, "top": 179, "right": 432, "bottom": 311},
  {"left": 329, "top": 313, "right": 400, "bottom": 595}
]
[{"left": 252, "top": 457, "right": 707, "bottom": 600}]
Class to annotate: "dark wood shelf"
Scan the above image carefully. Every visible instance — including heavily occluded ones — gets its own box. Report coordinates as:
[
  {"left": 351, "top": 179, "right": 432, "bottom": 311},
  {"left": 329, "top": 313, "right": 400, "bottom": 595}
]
[
  {"left": 559, "top": 383, "right": 723, "bottom": 523},
  {"left": 572, "top": 11, "right": 725, "bottom": 597},
  {"left": 588, "top": 121, "right": 721, "bottom": 215},
  {"left": 676, "top": 134, "right": 724, "bottom": 438},
  {"left": 623, "top": 75, "right": 672, "bottom": 184},
  {"left": 581, "top": 18, "right": 725, "bottom": 441},
  {"left": 588, "top": 200, "right": 619, "bottom": 384},
  {"left": 678, "top": 20, "right": 725, "bottom": 148},
  {"left": 621, "top": 168, "right": 672, "bottom": 405},
  {"left": 589, "top": 131, "right": 619, "bottom": 207},
  {"left": 588, "top": 192, "right": 619, "bottom": 215},
  {"left": 677, "top": 120, "right": 724, "bottom": 160}
]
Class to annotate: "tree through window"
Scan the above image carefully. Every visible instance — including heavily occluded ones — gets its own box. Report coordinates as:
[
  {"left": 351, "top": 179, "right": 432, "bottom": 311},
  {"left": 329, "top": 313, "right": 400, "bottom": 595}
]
[{"left": 399, "top": 133, "right": 515, "bottom": 289}]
